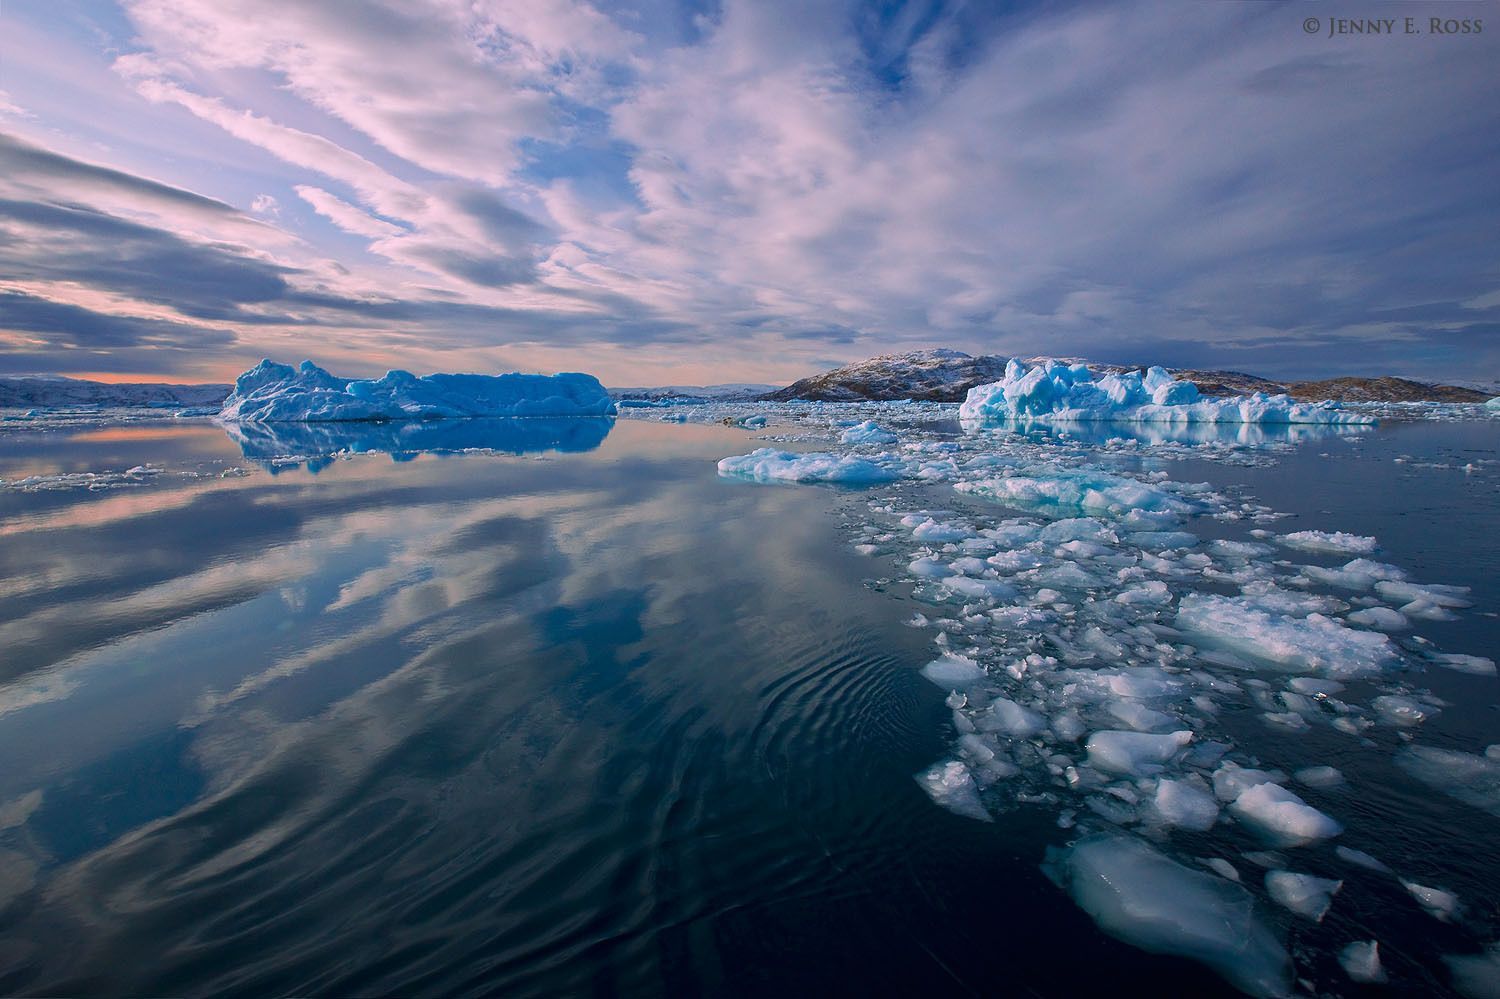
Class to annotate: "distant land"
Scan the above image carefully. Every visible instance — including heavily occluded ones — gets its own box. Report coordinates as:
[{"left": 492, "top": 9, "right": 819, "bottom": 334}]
[
  {"left": 0, "top": 353, "right": 1492, "bottom": 411},
  {"left": 763, "top": 350, "right": 1492, "bottom": 404},
  {"left": 0, "top": 375, "right": 231, "bottom": 409}
]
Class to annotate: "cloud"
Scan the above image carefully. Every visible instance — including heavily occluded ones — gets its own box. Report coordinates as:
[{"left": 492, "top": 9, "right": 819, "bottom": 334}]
[
  {"left": 294, "top": 186, "right": 403, "bottom": 239},
  {"left": 0, "top": 290, "right": 238, "bottom": 375}
]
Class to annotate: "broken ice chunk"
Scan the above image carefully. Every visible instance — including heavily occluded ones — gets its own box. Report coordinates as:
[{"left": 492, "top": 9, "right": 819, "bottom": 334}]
[
  {"left": 1276, "top": 530, "right": 1378, "bottom": 555},
  {"left": 1372, "top": 695, "right": 1439, "bottom": 728},
  {"left": 1346, "top": 606, "right": 1409, "bottom": 631},
  {"left": 1153, "top": 778, "right": 1221, "bottom": 831},
  {"left": 1085, "top": 730, "right": 1193, "bottom": 776},
  {"left": 915, "top": 761, "right": 992, "bottom": 822},
  {"left": 1443, "top": 943, "right": 1500, "bottom": 999},
  {"left": 1339, "top": 940, "right": 1387, "bottom": 984},
  {"left": 920, "top": 653, "right": 986, "bottom": 688},
  {"left": 1265, "top": 870, "right": 1342, "bottom": 922},
  {"left": 1402, "top": 880, "right": 1461, "bottom": 922},
  {"left": 1229, "top": 783, "right": 1343, "bottom": 846},
  {"left": 1396, "top": 745, "right": 1500, "bottom": 817},
  {"left": 1044, "top": 834, "right": 1291, "bottom": 997},
  {"left": 1293, "top": 766, "right": 1345, "bottom": 789}
]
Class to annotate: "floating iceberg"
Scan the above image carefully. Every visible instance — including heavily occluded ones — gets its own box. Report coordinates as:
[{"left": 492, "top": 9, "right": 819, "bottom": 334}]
[
  {"left": 1045, "top": 834, "right": 1292, "bottom": 997},
  {"left": 959, "top": 358, "right": 1374, "bottom": 425},
  {"left": 716, "top": 447, "right": 897, "bottom": 483},
  {"left": 220, "top": 359, "right": 617, "bottom": 422}
]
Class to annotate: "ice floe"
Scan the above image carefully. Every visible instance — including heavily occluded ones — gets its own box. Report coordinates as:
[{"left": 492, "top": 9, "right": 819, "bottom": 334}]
[
  {"left": 1176, "top": 593, "right": 1396, "bottom": 678},
  {"left": 716, "top": 448, "right": 898, "bottom": 483},
  {"left": 1045, "top": 834, "right": 1292, "bottom": 997},
  {"left": 694, "top": 383, "right": 1496, "bottom": 991},
  {"left": 1275, "top": 530, "right": 1378, "bottom": 555}
]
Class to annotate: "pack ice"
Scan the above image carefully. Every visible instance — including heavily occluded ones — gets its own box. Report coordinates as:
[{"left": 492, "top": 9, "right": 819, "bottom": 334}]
[
  {"left": 959, "top": 358, "right": 1374, "bottom": 425},
  {"left": 692, "top": 374, "right": 1495, "bottom": 992},
  {"left": 220, "top": 360, "right": 618, "bottom": 422}
]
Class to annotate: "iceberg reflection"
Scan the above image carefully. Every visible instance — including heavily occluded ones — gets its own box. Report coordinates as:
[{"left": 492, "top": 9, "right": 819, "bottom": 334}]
[
  {"left": 960, "top": 416, "right": 1366, "bottom": 447},
  {"left": 224, "top": 416, "right": 615, "bottom": 471}
]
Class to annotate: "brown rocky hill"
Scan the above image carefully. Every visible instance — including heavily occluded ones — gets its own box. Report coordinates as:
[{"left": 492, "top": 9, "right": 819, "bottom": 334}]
[{"left": 763, "top": 351, "right": 1488, "bottom": 403}]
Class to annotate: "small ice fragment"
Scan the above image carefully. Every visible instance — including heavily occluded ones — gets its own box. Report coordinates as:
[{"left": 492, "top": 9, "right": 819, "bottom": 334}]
[
  {"left": 983, "top": 698, "right": 1047, "bottom": 738},
  {"left": 920, "top": 653, "right": 986, "bottom": 688},
  {"left": 1230, "top": 783, "right": 1343, "bottom": 846},
  {"left": 1339, "top": 940, "right": 1387, "bottom": 984},
  {"left": 1347, "top": 606, "right": 1410, "bottom": 631},
  {"left": 1436, "top": 653, "right": 1497, "bottom": 676},
  {"left": 1261, "top": 711, "right": 1309, "bottom": 731},
  {"left": 1265, "top": 870, "right": 1342, "bottom": 922},
  {"left": 1085, "top": 730, "right": 1193, "bottom": 776},
  {"left": 959, "top": 733, "right": 996, "bottom": 763},
  {"left": 1288, "top": 677, "right": 1345, "bottom": 697},
  {"left": 909, "top": 557, "right": 951, "bottom": 579},
  {"left": 1153, "top": 779, "right": 1220, "bottom": 831},
  {"left": 1373, "top": 695, "right": 1438, "bottom": 728},
  {"left": 839, "top": 420, "right": 898, "bottom": 444},
  {"left": 1403, "top": 880, "right": 1461, "bottom": 922},
  {"left": 1203, "top": 858, "right": 1240, "bottom": 881},
  {"left": 1396, "top": 746, "right": 1500, "bottom": 817},
  {"left": 1294, "top": 766, "right": 1345, "bottom": 789},
  {"left": 1336, "top": 846, "right": 1391, "bottom": 873},
  {"left": 1212, "top": 764, "right": 1282, "bottom": 803},
  {"left": 1107, "top": 701, "right": 1176, "bottom": 732},
  {"left": 1375, "top": 579, "right": 1472, "bottom": 609},
  {"left": 1276, "top": 530, "right": 1378, "bottom": 555},
  {"left": 1116, "top": 580, "right": 1173, "bottom": 606},
  {"left": 1444, "top": 943, "right": 1500, "bottom": 999},
  {"left": 1044, "top": 834, "right": 1292, "bottom": 997},
  {"left": 915, "top": 761, "right": 992, "bottom": 822}
]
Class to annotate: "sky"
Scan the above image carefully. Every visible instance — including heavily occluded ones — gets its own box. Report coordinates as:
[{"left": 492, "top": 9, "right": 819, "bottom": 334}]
[{"left": 0, "top": 0, "right": 1496, "bottom": 387}]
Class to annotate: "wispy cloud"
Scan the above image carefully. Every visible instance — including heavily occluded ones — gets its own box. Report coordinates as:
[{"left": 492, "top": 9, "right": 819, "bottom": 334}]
[{"left": 0, "top": 0, "right": 1495, "bottom": 383}]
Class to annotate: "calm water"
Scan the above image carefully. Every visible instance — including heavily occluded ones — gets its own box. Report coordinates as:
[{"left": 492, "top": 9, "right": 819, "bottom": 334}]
[{"left": 0, "top": 414, "right": 1495, "bottom": 996}]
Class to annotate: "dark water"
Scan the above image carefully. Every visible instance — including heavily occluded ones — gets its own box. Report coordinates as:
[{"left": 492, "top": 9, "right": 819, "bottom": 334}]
[{"left": 0, "top": 416, "right": 1495, "bottom": 996}]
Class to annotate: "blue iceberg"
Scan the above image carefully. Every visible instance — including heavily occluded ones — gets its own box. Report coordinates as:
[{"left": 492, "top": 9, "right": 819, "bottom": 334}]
[
  {"left": 220, "top": 359, "right": 617, "bottom": 422},
  {"left": 959, "top": 358, "right": 1374, "bottom": 426}
]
